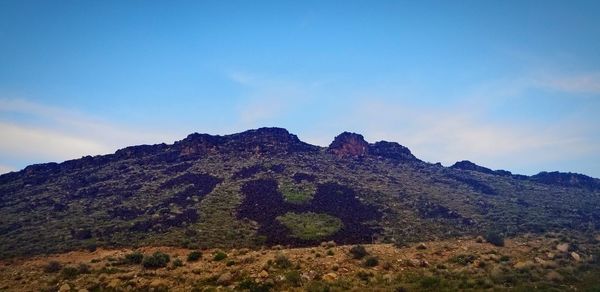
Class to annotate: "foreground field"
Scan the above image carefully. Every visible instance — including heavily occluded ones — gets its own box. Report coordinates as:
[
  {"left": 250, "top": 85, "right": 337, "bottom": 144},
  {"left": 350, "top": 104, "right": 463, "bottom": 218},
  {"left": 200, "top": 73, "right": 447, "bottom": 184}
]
[{"left": 1, "top": 232, "right": 599, "bottom": 291}]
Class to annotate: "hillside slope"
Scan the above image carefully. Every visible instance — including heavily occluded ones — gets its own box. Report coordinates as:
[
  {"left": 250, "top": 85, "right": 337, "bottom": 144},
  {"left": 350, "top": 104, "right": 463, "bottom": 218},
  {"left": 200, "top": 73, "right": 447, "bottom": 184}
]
[{"left": 1, "top": 127, "right": 599, "bottom": 258}]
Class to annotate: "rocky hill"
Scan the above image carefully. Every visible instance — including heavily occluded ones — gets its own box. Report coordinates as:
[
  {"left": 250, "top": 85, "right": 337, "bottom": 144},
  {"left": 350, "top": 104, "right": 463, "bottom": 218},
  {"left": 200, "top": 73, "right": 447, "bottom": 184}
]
[{"left": 1, "top": 127, "right": 599, "bottom": 259}]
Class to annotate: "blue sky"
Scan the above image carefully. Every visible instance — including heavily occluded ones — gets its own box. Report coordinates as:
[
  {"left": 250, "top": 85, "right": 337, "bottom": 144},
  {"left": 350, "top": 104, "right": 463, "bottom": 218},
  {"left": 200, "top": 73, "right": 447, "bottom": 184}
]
[{"left": 1, "top": 0, "right": 599, "bottom": 177}]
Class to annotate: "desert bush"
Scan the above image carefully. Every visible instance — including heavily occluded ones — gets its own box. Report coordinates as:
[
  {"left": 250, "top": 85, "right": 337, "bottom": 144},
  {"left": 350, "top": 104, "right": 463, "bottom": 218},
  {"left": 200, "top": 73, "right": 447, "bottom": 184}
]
[
  {"left": 420, "top": 276, "right": 442, "bottom": 289},
  {"left": 326, "top": 249, "right": 334, "bottom": 256},
  {"left": 142, "top": 252, "right": 170, "bottom": 268},
  {"left": 356, "top": 270, "right": 373, "bottom": 282},
  {"left": 363, "top": 256, "right": 379, "bottom": 267},
  {"left": 350, "top": 245, "right": 368, "bottom": 259},
  {"left": 172, "top": 258, "right": 184, "bottom": 268},
  {"left": 285, "top": 270, "right": 302, "bottom": 286},
  {"left": 450, "top": 254, "right": 478, "bottom": 265},
  {"left": 125, "top": 251, "right": 144, "bottom": 264},
  {"left": 44, "top": 261, "right": 62, "bottom": 273},
  {"left": 306, "top": 280, "right": 331, "bottom": 292},
  {"left": 274, "top": 254, "right": 292, "bottom": 269},
  {"left": 226, "top": 260, "right": 235, "bottom": 266},
  {"left": 485, "top": 232, "right": 505, "bottom": 247},
  {"left": 78, "top": 263, "right": 91, "bottom": 274},
  {"left": 187, "top": 250, "right": 202, "bottom": 262},
  {"left": 61, "top": 266, "right": 79, "bottom": 279},
  {"left": 238, "top": 278, "right": 273, "bottom": 292},
  {"left": 213, "top": 251, "right": 227, "bottom": 261}
]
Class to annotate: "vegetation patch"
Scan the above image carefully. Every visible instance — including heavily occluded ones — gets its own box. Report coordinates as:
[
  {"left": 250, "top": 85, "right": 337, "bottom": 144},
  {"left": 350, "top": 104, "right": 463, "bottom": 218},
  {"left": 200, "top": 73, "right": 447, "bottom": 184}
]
[
  {"left": 485, "top": 231, "right": 505, "bottom": 247},
  {"left": 279, "top": 180, "right": 316, "bottom": 204},
  {"left": 276, "top": 212, "right": 342, "bottom": 240},
  {"left": 187, "top": 251, "right": 202, "bottom": 262},
  {"left": 142, "top": 252, "right": 170, "bottom": 268},
  {"left": 350, "top": 245, "right": 369, "bottom": 259}
]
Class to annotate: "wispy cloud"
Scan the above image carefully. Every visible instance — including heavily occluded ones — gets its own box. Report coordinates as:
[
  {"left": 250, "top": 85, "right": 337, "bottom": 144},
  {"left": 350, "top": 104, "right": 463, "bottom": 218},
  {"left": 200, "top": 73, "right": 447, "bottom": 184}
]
[
  {"left": 533, "top": 72, "right": 600, "bottom": 95},
  {"left": 0, "top": 98, "right": 181, "bottom": 173},
  {"left": 339, "top": 86, "right": 599, "bottom": 176}
]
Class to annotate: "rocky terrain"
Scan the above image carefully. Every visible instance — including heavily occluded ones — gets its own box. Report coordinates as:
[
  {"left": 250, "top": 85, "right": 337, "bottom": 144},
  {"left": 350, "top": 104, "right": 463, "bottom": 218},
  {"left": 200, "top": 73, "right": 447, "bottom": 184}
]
[
  {"left": 0, "top": 232, "right": 599, "bottom": 291},
  {"left": 1, "top": 127, "right": 600, "bottom": 290}
]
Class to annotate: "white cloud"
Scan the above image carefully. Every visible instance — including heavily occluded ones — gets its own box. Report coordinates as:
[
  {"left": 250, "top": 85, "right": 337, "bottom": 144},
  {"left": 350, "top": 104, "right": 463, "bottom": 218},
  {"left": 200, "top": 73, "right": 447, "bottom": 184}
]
[
  {"left": 0, "top": 98, "right": 181, "bottom": 170},
  {"left": 341, "top": 96, "right": 598, "bottom": 175},
  {"left": 0, "top": 164, "right": 15, "bottom": 174}
]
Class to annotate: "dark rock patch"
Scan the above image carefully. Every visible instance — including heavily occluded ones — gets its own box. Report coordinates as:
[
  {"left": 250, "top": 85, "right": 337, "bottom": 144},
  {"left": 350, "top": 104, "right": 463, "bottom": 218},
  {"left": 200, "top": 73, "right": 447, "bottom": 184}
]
[
  {"left": 292, "top": 172, "right": 316, "bottom": 183},
  {"left": 130, "top": 209, "right": 199, "bottom": 232},
  {"left": 448, "top": 174, "right": 497, "bottom": 195},
  {"left": 108, "top": 207, "right": 144, "bottom": 220},
  {"left": 369, "top": 141, "right": 416, "bottom": 161},
  {"left": 163, "top": 162, "right": 193, "bottom": 175},
  {"left": 161, "top": 173, "right": 221, "bottom": 191},
  {"left": 415, "top": 198, "right": 473, "bottom": 225},
  {"left": 269, "top": 164, "right": 286, "bottom": 173},
  {"left": 232, "top": 165, "right": 266, "bottom": 180},
  {"left": 237, "top": 179, "right": 381, "bottom": 246},
  {"left": 530, "top": 171, "right": 600, "bottom": 190},
  {"left": 70, "top": 228, "right": 93, "bottom": 240}
]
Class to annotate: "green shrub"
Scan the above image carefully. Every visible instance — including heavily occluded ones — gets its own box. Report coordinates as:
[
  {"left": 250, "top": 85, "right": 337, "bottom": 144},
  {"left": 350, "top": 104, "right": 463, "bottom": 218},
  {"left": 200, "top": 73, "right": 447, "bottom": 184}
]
[
  {"left": 485, "top": 232, "right": 505, "bottom": 247},
  {"left": 125, "top": 251, "right": 144, "bottom": 264},
  {"left": 226, "top": 260, "right": 235, "bottom": 266},
  {"left": 142, "top": 252, "right": 170, "bottom": 268},
  {"left": 326, "top": 249, "right": 334, "bottom": 256},
  {"left": 187, "top": 250, "right": 202, "bottom": 262},
  {"left": 350, "top": 245, "right": 368, "bottom": 259},
  {"left": 61, "top": 266, "right": 79, "bottom": 279},
  {"left": 172, "top": 258, "right": 184, "bottom": 268},
  {"left": 420, "top": 276, "right": 442, "bottom": 289},
  {"left": 276, "top": 212, "right": 343, "bottom": 240},
  {"left": 285, "top": 270, "right": 302, "bottom": 286},
  {"left": 450, "top": 254, "right": 478, "bottom": 265},
  {"left": 306, "top": 280, "right": 331, "bottom": 292},
  {"left": 363, "top": 256, "right": 379, "bottom": 267},
  {"left": 274, "top": 254, "right": 292, "bottom": 269},
  {"left": 78, "top": 263, "right": 91, "bottom": 274},
  {"left": 44, "top": 261, "right": 62, "bottom": 273},
  {"left": 238, "top": 278, "right": 273, "bottom": 292},
  {"left": 356, "top": 271, "right": 373, "bottom": 282},
  {"left": 213, "top": 251, "right": 227, "bottom": 261}
]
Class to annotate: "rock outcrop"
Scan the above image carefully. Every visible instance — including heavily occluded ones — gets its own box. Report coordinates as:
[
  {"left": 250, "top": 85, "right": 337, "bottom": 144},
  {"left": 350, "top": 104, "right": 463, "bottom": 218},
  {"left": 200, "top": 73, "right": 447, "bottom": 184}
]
[{"left": 328, "top": 132, "right": 369, "bottom": 157}]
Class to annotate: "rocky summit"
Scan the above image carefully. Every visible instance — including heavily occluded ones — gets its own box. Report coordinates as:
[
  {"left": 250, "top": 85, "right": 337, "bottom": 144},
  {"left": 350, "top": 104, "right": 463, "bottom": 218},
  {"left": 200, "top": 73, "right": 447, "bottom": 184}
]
[{"left": 0, "top": 127, "right": 599, "bottom": 261}]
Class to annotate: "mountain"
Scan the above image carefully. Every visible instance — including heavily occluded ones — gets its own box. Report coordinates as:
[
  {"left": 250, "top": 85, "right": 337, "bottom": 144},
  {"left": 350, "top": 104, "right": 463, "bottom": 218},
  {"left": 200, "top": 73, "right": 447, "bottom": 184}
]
[{"left": 1, "top": 127, "right": 599, "bottom": 259}]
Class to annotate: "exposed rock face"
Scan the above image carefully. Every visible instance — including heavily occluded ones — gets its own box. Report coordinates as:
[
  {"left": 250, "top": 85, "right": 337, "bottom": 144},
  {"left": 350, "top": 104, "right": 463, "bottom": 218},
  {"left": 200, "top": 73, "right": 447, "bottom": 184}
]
[
  {"left": 450, "top": 160, "right": 512, "bottom": 176},
  {"left": 531, "top": 171, "right": 600, "bottom": 190},
  {"left": 369, "top": 141, "right": 416, "bottom": 161},
  {"left": 175, "top": 127, "right": 319, "bottom": 157},
  {"left": 328, "top": 132, "right": 369, "bottom": 157},
  {"left": 451, "top": 160, "right": 495, "bottom": 174}
]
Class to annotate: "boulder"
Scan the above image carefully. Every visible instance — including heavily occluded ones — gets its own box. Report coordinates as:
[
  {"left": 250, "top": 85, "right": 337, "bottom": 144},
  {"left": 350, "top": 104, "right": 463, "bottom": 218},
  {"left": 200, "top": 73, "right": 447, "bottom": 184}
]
[
  {"left": 546, "top": 271, "right": 564, "bottom": 282},
  {"left": 58, "top": 284, "right": 70, "bottom": 292},
  {"left": 328, "top": 132, "right": 369, "bottom": 157},
  {"left": 556, "top": 243, "right": 569, "bottom": 253},
  {"left": 571, "top": 252, "right": 581, "bottom": 262},
  {"left": 322, "top": 273, "right": 338, "bottom": 282},
  {"left": 258, "top": 270, "right": 269, "bottom": 278},
  {"left": 513, "top": 261, "right": 534, "bottom": 270},
  {"left": 216, "top": 272, "right": 233, "bottom": 285}
]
